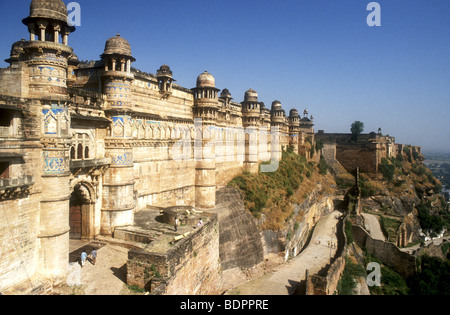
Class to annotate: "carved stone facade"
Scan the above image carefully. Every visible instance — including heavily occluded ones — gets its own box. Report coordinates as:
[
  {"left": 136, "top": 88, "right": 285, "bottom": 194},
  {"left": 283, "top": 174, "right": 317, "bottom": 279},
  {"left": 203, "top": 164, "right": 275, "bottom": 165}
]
[{"left": 0, "top": 0, "right": 315, "bottom": 291}]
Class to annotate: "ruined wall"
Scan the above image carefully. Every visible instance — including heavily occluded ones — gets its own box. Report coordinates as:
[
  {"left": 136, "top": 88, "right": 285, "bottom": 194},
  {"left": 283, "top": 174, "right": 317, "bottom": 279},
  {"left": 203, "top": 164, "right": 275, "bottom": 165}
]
[
  {"left": 352, "top": 224, "right": 416, "bottom": 278},
  {"left": 127, "top": 214, "right": 221, "bottom": 295}
]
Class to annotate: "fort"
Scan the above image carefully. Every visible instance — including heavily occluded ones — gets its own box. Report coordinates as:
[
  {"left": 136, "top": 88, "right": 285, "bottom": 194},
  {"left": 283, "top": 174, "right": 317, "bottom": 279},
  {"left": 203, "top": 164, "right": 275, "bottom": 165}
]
[
  {"left": 0, "top": 0, "right": 317, "bottom": 293},
  {"left": 0, "top": 0, "right": 429, "bottom": 295}
]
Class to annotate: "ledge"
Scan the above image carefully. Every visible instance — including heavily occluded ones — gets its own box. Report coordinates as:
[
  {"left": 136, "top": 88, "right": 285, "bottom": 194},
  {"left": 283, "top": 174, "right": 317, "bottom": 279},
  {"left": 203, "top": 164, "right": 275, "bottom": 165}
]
[{"left": 70, "top": 158, "right": 111, "bottom": 169}]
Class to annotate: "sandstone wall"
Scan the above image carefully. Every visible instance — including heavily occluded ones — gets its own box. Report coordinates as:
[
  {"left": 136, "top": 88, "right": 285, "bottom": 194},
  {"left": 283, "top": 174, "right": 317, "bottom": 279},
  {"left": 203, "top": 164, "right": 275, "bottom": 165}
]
[
  {"left": 305, "top": 216, "right": 348, "bottom": 295},
  {"left": 127, "top": 214, "right": 221, "bottom": 295},
  {"left": 213, "top": 188, "right": 264, "bottom": 271},
  {"left": 0, "top": 194, "right": 40, "bottom": 292},
  {"left": 352, "top": 224, "right": 416, "bottom": 278},
  {"left": 336, "top": 144, "right": 378, "bottom": 174}
]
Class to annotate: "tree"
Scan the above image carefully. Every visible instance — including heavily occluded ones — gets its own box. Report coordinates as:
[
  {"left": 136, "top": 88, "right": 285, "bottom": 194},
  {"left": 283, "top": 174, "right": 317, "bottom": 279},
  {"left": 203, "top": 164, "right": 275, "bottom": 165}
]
[{"left": 351, "top": 121, "right": 364, "bottom": 142}]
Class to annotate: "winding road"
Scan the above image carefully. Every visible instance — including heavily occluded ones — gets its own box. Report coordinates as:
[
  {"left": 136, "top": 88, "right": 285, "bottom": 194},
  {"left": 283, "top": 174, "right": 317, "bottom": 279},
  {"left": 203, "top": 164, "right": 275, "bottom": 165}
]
[{"left": 225, "top": 210, "right": 342, "bottom": 295}]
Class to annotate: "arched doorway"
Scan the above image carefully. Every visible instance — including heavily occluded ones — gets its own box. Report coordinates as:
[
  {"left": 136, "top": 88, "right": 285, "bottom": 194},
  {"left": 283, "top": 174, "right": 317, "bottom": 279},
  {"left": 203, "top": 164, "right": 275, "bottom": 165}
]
[
  {"left": 69, "top": 190, "right": 83, "bottom": 239},
  {"left": 69, "top": 183, "right": 95, "bottom": 240}
]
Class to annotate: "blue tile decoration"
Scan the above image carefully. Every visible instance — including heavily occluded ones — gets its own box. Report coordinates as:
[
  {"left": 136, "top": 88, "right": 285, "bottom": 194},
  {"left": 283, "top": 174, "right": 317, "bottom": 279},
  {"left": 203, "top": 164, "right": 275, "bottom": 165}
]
[
  {"left": 43, "top": 150, "right": 67, "bottom": 175},
  {"left": 42, "top": 106, "right": 69, "bottom": 135},
  {"left": 111, "top": 150, "right": 133, "bottom": 166}
]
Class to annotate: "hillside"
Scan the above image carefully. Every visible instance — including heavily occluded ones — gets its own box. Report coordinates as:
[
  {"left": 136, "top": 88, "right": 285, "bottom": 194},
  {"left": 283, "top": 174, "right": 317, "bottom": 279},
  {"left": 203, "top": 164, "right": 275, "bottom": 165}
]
[
  {"left": 352, "top": 154, "right": 449, "bottom": 245},
  {"left": 338, "top": 152, "right": 450, "bottom": 295},
  {"left": 228, "top": 148, "right": 335, "bottom": 231}
]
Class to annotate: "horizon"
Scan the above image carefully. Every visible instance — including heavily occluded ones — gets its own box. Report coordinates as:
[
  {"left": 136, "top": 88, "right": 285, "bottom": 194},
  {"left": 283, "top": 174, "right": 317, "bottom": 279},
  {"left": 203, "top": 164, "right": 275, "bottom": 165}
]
[{"left": 0, "top": 0, "right": 449, "bottom": 153}]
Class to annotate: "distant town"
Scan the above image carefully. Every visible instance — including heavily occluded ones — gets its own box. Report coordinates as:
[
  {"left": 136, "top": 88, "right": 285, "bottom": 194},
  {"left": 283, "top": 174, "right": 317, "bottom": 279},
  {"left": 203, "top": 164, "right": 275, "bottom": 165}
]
[{"left": 424, "top": 151, "right": 450, "bottom": 203}]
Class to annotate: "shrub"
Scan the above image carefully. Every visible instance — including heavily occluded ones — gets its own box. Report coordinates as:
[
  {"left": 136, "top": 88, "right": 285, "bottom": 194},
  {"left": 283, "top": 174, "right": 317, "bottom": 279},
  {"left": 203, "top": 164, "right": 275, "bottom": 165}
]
[
  {"left": 379, "top": 158, "right": 395, "bottom": 181},
  {"left": 408, "top": 255, "right": 450, "bottom": 295},
  {"left": 318, "top": 155, "right": 329, "bottom": 175},
  {"left": 345, "top": 219, "right": 353, "bottom": 245},
  {"left": 337, "top": 257, "right": 366, "bottom": 295},
  {"left": 417, "top": 202, "right": 445, "bottom": 237}
]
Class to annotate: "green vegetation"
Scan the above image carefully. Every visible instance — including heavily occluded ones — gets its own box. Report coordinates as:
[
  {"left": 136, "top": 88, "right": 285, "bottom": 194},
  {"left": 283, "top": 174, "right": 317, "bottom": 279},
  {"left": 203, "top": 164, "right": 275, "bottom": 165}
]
[
  {"left": 379, "top": 158, "right": 395, "bottom": 182},
  {"left": 228, "top": 150, "right": 332, "bottom": 230},
  {"left": 228, "top": 150, "right": 307, "bottom": 218},
  {"left": 363, "top": 252, "right": 409, "bottom": 295},
  {"left": 336, "top": 257, "right": 366, "bottom": 295},
  {"left": 359, "top": 175, "right": 376, "bottom": 197},
  {"left": 344, "top": 219, "right": 353, "bottom": 245},
  {"left": 318, "top": 155, "right": 329, "bottom": 175},
  {"left": 408, "top": 255, "right": 450, "bottom": 295},
  {"left": 416, "top": 201, "right": 445, "bottom": 238},
  {"left": 379, "top": 215, "right": 402, "bottom": 243},
  {"left": 350, "top": 121, "right": 364, "bottom": 142}
]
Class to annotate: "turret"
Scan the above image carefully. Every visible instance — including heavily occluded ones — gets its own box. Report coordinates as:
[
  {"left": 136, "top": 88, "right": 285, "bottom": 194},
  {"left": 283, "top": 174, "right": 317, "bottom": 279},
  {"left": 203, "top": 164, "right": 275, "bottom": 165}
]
[
  {"left": 21, "top": 0, "right": 76, "bottom": 100},
  {"left": 157, "top": 64, "right": 175, "bottom": 98},
  {"left": 242, "top": 89, "right": 262, "bottom": 128},
  {"left": 289, "top": 108, "right": 300, "bottom": 152},
  {"left": 101, "top": 34, "right": 135, "bottom": 109},
  {"left": 192, "top": 71, "right": 219, "bottom": 208},
  {"left": 192, "top": 71, "right": 220, "bottom": 125}
]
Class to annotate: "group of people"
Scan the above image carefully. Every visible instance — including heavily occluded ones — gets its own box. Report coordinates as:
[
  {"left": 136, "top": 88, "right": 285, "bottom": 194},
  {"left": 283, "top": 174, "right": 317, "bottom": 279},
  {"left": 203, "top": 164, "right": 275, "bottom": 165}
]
[
  {"left": 174, "top": 217, "right": 204, "bottom": 232},
  {"left": 80, "top": 248, "right": 97, "bottom": 267}
]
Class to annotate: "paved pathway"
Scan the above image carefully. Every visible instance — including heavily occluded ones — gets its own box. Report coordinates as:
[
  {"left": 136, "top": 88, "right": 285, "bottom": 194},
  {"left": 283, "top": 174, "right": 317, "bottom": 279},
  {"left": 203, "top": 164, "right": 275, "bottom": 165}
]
[
  {"left": 226, "top": 211, "right": 341, "bottom": 295},
  {"left": 361, "top": 213, "right": 385, "bottom": 241},
  {"left": 59, "top": 243, "right": 131, "bottom": 295}
]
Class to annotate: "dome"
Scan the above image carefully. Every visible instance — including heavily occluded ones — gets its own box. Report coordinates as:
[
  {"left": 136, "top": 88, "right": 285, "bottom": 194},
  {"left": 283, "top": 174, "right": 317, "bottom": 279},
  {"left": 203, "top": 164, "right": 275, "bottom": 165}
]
[
  {"left": 271, "top": 100, "right": 282, "bottom": 111},
  {"left": 157, "top": 64, "right": 172, "bottom": 77},
  {"left": 244, "top": 88, "right": 258, "bottom": 102},
  {"left": 68, "top": 53, "right": 80, "bottom": 65},
  {"left": 22, "top": 0, "right": 74, "bottom": 31},
  {"left": 220, "top": 88, "right": 232, "bottom": 99},
  {"left": 102, "top": 34, "right": 134, "bottom": 59},
  {"left": 30, "top": 0, "right": 67, "bottom": 20},
  {"left": 289, "top": 108, "right": 299, "bottom": 118},
  {"left": 10, "top": 39, "right": 26, "bottom": 58},
  {"left": 196, "top": 71, "right": 215, "bottom": 88},
  {"left": 159, "top": 64, "right": 171, "bottom": 72}
]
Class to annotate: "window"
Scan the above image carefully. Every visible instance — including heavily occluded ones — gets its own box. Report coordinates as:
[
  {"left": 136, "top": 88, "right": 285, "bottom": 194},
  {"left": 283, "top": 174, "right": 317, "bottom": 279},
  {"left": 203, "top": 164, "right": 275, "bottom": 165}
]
[
  {"left": 77, "top": 143, "right": 83, "bottom": 160},
  {"left": 0, "top": 162, "right": 9, "bottom": 179},
  {"left": 0, "top": 110, "right": 13, "bottom": 137},
  {"left": 0, "top": 109, "right": 22, "bottom": 137},
  {"left": 71, "top": 132, "right": 94, "bottom": 161}
]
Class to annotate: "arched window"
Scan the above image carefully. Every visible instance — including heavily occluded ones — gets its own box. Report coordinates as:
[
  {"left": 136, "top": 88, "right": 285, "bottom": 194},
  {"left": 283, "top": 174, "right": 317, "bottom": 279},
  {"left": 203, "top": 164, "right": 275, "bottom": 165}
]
[
  {"left": 77, "top": 143, "right": 83, "bottom": 160},
  {"left": 70, "top": 146, "right": 76, "bottom": 160},
  {"left": 84, "top": 146, "right": 89, "bottom": 159}
]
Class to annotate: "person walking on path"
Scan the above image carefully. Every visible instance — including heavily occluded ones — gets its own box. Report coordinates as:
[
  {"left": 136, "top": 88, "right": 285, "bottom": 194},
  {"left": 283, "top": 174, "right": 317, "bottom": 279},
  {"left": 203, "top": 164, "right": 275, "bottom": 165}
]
[
  {"left": 81, "top": 249, "right": 87, "bottom": 267},
  {"left": 89, "top": 249, "right": 97, "bottom": 265}
]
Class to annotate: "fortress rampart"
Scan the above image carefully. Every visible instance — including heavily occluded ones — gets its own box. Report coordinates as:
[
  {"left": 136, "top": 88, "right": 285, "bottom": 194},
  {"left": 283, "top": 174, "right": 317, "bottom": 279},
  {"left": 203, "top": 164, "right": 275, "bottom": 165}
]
[{"left": 0, "top": 0, "right": 316, "bottom": 292}]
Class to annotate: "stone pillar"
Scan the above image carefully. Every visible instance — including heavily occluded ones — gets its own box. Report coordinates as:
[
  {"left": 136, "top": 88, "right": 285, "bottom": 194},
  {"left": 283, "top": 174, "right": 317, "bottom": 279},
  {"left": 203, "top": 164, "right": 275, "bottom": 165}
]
[
  {"left": 63, "top": 27, "right": 70, "bottom": 46},
  {"left": 194, "top": 123, "right": 216, "bottom": 209},
  {"left": 29, "top": 24, "right": 36, "bottom": 41},
  {"left": 126, "top": 59, "right": 131, "bottom": 73},
  {"left": 102, "top": 115, "right": 135, "bottom": 235},
  {"left": 53, "top": 23, "right": 61, "bottom": 44},
  {"left": 38, "top": 148, "right": 71, "bottom": 283},
  {"left": 102, "top": 147, "right": 135, "bottom": 235},
  {"left": 37, "top": 20, "right": 48, "bottom": 41},
  {"left": 244, "top": 127, "right": 259, "bottom": 173}
]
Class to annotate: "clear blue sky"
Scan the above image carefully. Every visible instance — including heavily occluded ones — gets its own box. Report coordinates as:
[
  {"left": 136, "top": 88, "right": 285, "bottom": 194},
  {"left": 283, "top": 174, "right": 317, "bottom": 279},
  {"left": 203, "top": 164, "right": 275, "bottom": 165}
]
[{"left": 1, "top": 0, "right": 449, "bottom": 153}]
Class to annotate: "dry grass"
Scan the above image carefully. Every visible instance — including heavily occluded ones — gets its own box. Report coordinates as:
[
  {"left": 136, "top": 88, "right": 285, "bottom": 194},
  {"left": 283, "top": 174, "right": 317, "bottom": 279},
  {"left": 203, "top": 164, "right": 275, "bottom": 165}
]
[{"left": 229, "top": 150, "right": 335, "bottom": 231}]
